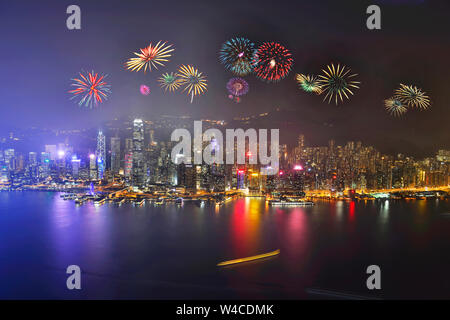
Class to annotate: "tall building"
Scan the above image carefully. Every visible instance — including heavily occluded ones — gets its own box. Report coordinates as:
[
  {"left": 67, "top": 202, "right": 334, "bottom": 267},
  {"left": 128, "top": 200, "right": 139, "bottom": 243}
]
[
  {"left": 89, "top": 154, "right": 97, "bottom": 180},
  {"left": 28, "top": 152, "right": 37, "bottom": 165},
  {"left": 132, "top": 119, "right": 145, "bottom": 188},
  {"left": 149, "top": 129, "right": 157, "bottom": 146},
  {"left": 71, "top": 156, "right": 81, "bottom": 179},
  {"left": 96, "top": 130, "right": 106, "bottom": 179},
  {"left": 40, "top": 152, "right": 51, "bottom": 179},
  {"left": 4, "top": 149, "right": 15, "bottom": 171},
  {"left": 45, "top": 145, "right": 57, "bottom": 161},
  {"left": 110, "top": 136, "right": 121, "bottom": 175}
]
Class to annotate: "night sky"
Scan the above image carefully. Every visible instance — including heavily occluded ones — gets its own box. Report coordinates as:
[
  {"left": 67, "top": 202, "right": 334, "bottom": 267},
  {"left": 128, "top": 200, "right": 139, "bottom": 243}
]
[{"left": 1, "top": 0, "right": 449, "bottom": 157}]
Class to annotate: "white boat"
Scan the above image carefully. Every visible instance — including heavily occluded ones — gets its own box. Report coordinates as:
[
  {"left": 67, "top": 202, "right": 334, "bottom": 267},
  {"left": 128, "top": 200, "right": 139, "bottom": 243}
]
[{"left": 268, "top": 200, "right": 315, "bottom": 206}]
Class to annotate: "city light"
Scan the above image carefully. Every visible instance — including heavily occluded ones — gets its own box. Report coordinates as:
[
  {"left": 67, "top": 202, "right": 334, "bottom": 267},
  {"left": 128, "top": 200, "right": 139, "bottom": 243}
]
[{"left": 294, "top": 165, "right": 303, "bottom": 171}]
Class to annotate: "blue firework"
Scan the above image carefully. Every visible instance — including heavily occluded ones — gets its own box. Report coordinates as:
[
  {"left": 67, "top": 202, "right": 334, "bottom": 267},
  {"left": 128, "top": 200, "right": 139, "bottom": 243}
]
[{"left": 219, "top": 37, "right": 255, "bottom": 76}]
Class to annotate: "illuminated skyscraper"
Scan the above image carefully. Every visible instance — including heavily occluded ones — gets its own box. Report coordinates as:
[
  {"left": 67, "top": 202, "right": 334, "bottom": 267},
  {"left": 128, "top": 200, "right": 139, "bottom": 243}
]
[
  {"left": 4, "top": 149, "right": 15, "bottom": 171},
  {"left": 96, "top": 130, "right": 106, "bottom": 179},
  {"left": 40, "top": 152, "right": 51, "bottom": 179},
  {"left": 45, "top": 145, "right": 57, "bottom": 161},
  {"left": 89, "top": 154, "right": 97, "bottom": 180},
  {"left": 28, "top": 152, "right": 37, "bottom": 165},
  {"left": 28, "top": 152, "right": 38, "bottom": 181},
  {"left": 132, "top": 119, "right": 145, "bottom": 188},
  {"left": 71, "top": 156, "right": 81, "bottom": 179},
  {"left": 110, "top": 136, "right": 121, "bottom": 175}
]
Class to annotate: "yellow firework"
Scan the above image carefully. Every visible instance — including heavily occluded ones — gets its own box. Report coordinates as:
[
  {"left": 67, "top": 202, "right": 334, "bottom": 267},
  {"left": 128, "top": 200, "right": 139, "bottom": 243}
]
[
  {"left": 158, "top": 72, "right": 181, "bottom": 92},
  {"left": 394, "top": 84, "right": 431, "bottom": 110},
  {"left": 317, "top": 63, "right": 360, "bottom": 105},
  {"left": 126, "top": 41, "right": 174, "bottom": 73},
  {"left": 384, "top": 98, "right": 408, "bottom": 117},
  {"left": 177, "top": 65, "right": 208, "bottom": 103},
  {"left": 295, "top": 73, "right": 322, "bottom": 94}
]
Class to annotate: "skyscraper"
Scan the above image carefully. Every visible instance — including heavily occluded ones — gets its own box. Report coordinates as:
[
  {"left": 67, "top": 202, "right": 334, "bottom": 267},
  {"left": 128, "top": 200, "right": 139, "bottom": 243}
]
[
  {"left": 4, "top": 149, "right": 15, "bottom": 171},
  {"left": 40, "top": 152, "right": 50, "bottom": 179},
  {"left": 71, "top": 156, "right": 81, "bottom": 179},
  {"left": 89, "top": 154, "right": 97, "bottom": 180},
  {"left": 110, "top": 136, "right": 121, "bottom": 175},
  {"left": 96, "top": 130, "right": 106, "bottom": 179},
  {"left": 132, "top": 119, "right": 145, "bottom": 188}
]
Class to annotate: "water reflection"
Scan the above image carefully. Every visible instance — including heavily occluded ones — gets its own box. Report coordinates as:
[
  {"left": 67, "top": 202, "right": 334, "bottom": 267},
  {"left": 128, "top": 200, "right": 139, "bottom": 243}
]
[{"left": 2, "top": 193, "right": 450, "bottom": 299}]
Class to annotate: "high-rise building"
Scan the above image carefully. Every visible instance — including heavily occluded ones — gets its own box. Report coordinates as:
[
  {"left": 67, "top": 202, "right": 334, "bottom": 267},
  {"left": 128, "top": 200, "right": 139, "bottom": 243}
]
[
  {"left": 45, "top": 145, "right": 57, "bottom": 161},
  {"left": 110, "top": 137, "right": 121, "bottom": 175},
  {"left": 132, "top": 119, "right": 145, "bottom": 188},
  {"left": 4, "top": 149, "right": 15, "bottom": 171},
  {"left": 39, "top": 152, "right": 51, "bottom": 179},
  {"left": 89, "top": 154, "right": 97, "bottom": 180},
  {"left": 28, "top": 152, "right": 37, "bottom": 165},
  {"left": 149, "top": 129, "right": 157, "bottom": 146},
  {"left": 28, "top": 152, "right": 39, "bottom": 181},
  {"left": 71, "top": 156, "right": 81, "bottom": 179},
  {"left": 96, "top": 130, "right": 106, "bottom": 179}
]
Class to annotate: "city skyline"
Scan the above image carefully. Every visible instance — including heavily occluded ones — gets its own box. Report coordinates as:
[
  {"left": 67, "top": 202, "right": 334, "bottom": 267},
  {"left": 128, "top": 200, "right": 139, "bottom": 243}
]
[{"left": 1, "top": 116, "right": 449, "bottom": 193}]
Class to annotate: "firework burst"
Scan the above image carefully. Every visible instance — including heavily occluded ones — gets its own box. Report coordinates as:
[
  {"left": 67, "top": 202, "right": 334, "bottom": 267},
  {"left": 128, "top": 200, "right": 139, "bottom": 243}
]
[
  {"left": 317, "top": 63, "right": 360, "bottom": 105},
  {"left": 384, "top": 98, "right": 408, "bottom": 117},
  {"left": 252, "top": 42, "right": 293, "bottom": 82},
  {"left": 126, "top": 41, "right": 174, "bottom": 73},
  {"left": 158, "top": 72, "right": 181, "bottom": 92},
  {"left": 140, "top": 85, "right": 150, "bottom": 96},
  {"left": 69, "top": 70, "right": 111, "bottom": 108},
  {"left": 295, "top": 74, "right": 322, "bottom": 94},
  {"left": 226, "top": 78, "right": 249, "bottom": 97},
  {"left": 219, "top": 37, "right": 255, "bottom": 76},
  {"left": 177, "top": 65, "right": 207, "bottom": 103},
  {"left": 394, "top": 84, "right": 431, "bottom": 110}
]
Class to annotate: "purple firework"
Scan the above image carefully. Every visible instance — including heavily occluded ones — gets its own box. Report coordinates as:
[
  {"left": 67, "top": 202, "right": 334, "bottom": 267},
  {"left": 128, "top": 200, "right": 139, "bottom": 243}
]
[{"left": 226, "top": 78, "right": 249, "bottom": 97}]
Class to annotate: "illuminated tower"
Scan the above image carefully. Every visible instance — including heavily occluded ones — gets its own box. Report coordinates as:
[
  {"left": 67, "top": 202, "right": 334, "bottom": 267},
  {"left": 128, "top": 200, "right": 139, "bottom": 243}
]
[
  {"left": 132, "top": 119, "right": 145, "bottom": 188},
  {"left": 96, "top": 130, "right": 106, "bottom": 179},
  {"left": 110, "top": 136, "right": 121, "bottom": 175},
  {"left": 89, "top": 154, "right": 97, "bottom": 180},
  {"left": 71, "top": 156, "right": 81, "bottom": 179},
  {"left": 40, "top": 152, "right": 51, "bottom": 179}
]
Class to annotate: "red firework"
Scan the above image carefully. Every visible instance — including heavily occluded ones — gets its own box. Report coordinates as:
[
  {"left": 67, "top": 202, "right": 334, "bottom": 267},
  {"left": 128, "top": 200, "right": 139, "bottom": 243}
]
[
  {"left": 253, "top": 42, "right": 293, "bottom": 82},
  {"left": 69, "top": 70, "right": 111, "bottom": 108}
]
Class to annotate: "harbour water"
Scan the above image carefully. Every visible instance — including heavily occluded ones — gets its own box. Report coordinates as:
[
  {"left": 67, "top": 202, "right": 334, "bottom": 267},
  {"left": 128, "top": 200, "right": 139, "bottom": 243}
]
[{"left": 1, "top": 192, "right": 450, "bottom": 299}]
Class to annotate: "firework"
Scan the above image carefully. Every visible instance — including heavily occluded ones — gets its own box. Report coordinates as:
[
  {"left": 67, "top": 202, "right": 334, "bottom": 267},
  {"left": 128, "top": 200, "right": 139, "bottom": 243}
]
[
  {"left": 140, "top": 85, "right": 150, "bottom": 96},
  {"left": 219, "top": 37, "right": 255, "bottom": 76},
  {"left": 295, "top": 74, "right": 322, "bottom": 94},
  {"left": 226, "top": 78, "right": 249, "bottom": 97},
  {"left": 394, "top": 84, "right": 431, "bottom": 110},
  {"left": 69, "top": 70, "right": 111, "bottom": 108},
  {"left": 158, "top": 72, "right": 181, "bottom": 92},
  {"left": 126, "top": 41, "right": 174, "bottom": 73},
  {"left": 317, "top": 63, "right": 360, "bottom": 105},
  {"left": 252, "top": 42, "right": 293, "bottom": 82},
  {"left": 384, "top": 98, "right": 407, "bottom": 117},
  {"left": 177, "top": 65, "right": 207, "bottom": 103}
]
